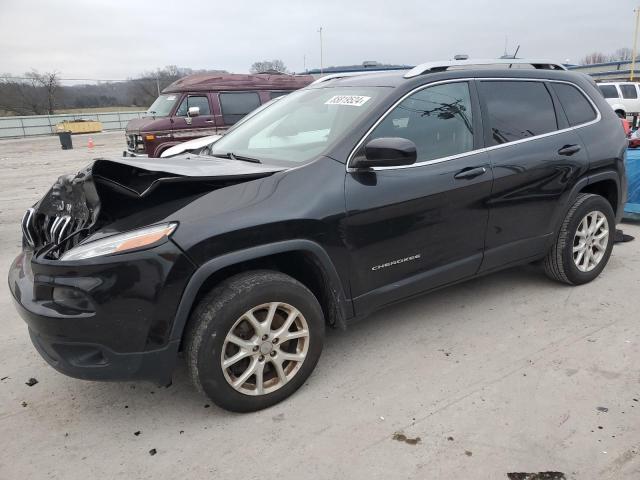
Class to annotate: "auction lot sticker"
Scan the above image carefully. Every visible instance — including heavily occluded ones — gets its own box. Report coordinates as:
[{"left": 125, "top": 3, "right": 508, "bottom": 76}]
[{"left": 325, "top": 95, "right": 371, "bottom": 106}]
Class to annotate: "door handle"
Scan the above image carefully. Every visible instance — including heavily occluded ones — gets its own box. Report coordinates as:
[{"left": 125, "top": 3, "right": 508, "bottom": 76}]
[
  {"left": 454, "top": 166, "right": 487, "bottom": 180},
  {"left": 205, "top": 119, "right": 215, "bottom": 123},
  {"left": 558, "top": 144, "right": 581, "bottom": 156}
]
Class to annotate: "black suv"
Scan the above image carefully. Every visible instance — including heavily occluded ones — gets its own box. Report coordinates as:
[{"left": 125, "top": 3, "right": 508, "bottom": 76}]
[{"left": 9, "top": 59, "right": 627, "bottom": 412}]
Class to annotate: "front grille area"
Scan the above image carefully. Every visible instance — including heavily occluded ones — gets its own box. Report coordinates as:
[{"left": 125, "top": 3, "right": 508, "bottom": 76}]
[
  {"left": 126, "top": 133, "right": 145, "bottom": 153},
  {"left": 22, "top": 208, "right": 89, "bottom": 257}
]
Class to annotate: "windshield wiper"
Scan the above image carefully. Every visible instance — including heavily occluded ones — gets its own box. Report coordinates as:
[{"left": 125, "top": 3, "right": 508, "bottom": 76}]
[{"left": 212, "top": 152, "right": 262, "bottom": 164}]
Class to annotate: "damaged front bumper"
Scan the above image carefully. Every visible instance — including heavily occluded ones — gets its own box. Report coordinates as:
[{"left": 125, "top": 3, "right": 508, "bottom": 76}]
[{"left": 8, "top": 241, "right": 196, "bottom": 384}]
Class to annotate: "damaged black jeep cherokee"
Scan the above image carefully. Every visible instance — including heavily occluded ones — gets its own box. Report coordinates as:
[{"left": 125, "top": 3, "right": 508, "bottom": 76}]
[{"left": 9, "top": 59, "right": 627, "bottom": 412}]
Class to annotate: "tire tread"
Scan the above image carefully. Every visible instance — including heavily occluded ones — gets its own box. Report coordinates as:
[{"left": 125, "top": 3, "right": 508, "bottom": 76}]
[{"left": 543, "top": 193, "right": 604, "bottom": 285}]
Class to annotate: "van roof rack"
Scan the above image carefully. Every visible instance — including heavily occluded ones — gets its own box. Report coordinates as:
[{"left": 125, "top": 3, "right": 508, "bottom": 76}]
[{"left": 404, "top": 59, "right": 567, "bottom": 78}]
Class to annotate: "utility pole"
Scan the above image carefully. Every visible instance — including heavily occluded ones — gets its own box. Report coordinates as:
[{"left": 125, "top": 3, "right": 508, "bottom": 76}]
[
  {"left": 303, "top": 54, "right": 306, "bottom": 72},
  {"left": 318, "top": 27, "right": 324, "bottom": 74},
  {"left": 632, "top": 7, "right": 640, "bottom": 81}
]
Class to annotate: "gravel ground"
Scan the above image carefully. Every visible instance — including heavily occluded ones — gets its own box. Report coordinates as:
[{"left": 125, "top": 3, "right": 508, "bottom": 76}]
[{"left": 0, "top": 132, "right": 639, "bottom": 479}]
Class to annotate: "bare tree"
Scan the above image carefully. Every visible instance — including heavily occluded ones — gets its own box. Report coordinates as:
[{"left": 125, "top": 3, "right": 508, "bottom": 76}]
[
  {"left": 610, "top": 47, "right": 634, "bottom": 62},
  {"left": 250, "top": 59, "right": 288, "bottom": 74},
  {"left": 581, "top": 52, "right": 608, "bottom": 65},
  {"left": 0, "top": 71, "right": 59, "bottom": 115},
  {"left": 26, "top": 70, "right": 60, "bottom": 114}
]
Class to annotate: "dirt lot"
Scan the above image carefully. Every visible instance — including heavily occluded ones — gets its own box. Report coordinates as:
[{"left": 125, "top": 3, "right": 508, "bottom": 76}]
[{"left": 0, "top": 132, "right": 639, "bottom": 479}]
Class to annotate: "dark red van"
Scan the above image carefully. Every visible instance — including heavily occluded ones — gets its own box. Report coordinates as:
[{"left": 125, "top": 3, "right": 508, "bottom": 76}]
[{"left": 125, "top": 73, "right": 313, "bottom": 157}]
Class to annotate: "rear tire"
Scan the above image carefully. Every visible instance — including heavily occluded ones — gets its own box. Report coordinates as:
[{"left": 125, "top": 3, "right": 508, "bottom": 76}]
[
  {"left": 543, "top": 193, "right": 615, "bottom": 285},
  {"left": 185, "top": 270, "right": 325, "bottom": 412}
]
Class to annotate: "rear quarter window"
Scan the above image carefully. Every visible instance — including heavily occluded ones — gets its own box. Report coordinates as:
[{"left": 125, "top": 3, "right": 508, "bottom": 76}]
[
  {"left": 598, "top": 85, "right": 619, "bottom": 99},
  {"left": 620, "top": 84, "right": 638, "bottom": 99},
  {"left": 479, "top": 81, "right": 558, "bottom": 145},
  {"left": 551, "top": 83, "right": 598, "bottom": 127}
]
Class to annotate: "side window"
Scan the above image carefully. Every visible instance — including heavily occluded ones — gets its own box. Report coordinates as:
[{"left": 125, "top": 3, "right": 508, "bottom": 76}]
[
  {"left": 551, "top": 83, "right": 597, "bottom": 126},
  {"left": 219, "top": 92, "right": 261, "bottom": 125},
  {"left": 270, "top": 91, "right": 290, "bottom": 100},
  {"left": 479, "top": 81, "right": 557, "bottom": 145},
  {"left": 598, "top": 85, "right": 619, "bottom": 99},
  {"left": 364, "top": 82, "right": 474, "bottom": 162},
  {"left": 175, "top": 95, "right": 211, "bottom": 116},
  {"left": 620, "top": 84, "right": 638, "bottom": 99}
]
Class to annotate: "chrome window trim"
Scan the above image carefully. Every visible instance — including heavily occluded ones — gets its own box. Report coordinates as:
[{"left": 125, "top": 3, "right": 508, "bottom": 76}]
[{"left": 346, "top": 77, "right": 602, "bottom": 172}]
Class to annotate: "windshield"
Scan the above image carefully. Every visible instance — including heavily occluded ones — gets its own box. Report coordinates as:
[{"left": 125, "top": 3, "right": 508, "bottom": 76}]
[
  {"left": 146, "top": 94, "right": 179, "bottom": 117},
  {"left": 209, "top": 87, "right": 385, "bottom": 163}
]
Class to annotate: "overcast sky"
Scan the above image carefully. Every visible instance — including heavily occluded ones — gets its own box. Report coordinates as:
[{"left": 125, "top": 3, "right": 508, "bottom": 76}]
[{"left": 1, "top": 0, "right": 637, "bottom": 81}]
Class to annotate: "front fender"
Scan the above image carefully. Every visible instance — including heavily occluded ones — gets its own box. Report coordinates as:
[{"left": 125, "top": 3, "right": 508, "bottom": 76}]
[{"left": 168, "top": 239, "right": 351, "bottom": 343}]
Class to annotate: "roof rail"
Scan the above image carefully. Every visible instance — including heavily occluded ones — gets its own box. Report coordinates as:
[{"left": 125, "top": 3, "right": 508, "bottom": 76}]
[
  {"left": 404, "top": 59, "right": 567, "bottom": 78},
  {"left": 310, "top": 70, "right": 400, "bottom": 85}
]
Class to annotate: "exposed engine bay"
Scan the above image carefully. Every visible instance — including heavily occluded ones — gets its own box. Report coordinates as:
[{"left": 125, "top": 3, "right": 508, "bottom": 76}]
[{"left": 21, "top": 156, "right": 285, "bottom": 259}]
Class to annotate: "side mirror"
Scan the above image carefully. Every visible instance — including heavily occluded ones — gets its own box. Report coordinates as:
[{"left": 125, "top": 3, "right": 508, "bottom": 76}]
[
  {"left": 351, "top": 137, "right": 417, "bottom": 169},
  {"left": 187, "top": 106, "right": 200, "bottom": 117}
]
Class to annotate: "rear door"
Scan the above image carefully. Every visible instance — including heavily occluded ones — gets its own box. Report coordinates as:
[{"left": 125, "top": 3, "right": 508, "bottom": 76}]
[
  {"left": 477, "top": 79, "right": 591, "bottom": 271},
  {"left": 344, "top": 80, "right": 493, "bottom": 313},
  {"left": 172, "top": 93, "right": 217, "bottom": 141}
]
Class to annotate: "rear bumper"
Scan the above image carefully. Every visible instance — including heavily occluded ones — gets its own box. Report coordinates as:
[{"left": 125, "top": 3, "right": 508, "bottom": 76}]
[{"left": 8, "top": 242, "right": 195, "bottom": 384}]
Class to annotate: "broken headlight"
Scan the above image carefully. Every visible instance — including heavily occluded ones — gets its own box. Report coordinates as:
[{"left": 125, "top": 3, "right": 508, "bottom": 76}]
[{"left": 59, "top": 223, "right": 177, "bottom": 261}]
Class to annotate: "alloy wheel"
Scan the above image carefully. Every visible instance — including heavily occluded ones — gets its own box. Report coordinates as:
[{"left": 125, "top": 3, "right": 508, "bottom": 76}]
[
  {"left": 221, "top": 302, "right": 310, "bottom": 396},
  {"left": 572, "top": 210, "right": 609, "bottom": 272}
]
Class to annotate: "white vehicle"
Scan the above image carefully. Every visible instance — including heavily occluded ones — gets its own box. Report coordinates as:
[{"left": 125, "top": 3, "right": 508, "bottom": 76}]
[
  {"left": 160, "top": 134, "right": 222, "bottom": 157},
  {"left": 597, "top": 82, "right": 640, "bottom": 118}
]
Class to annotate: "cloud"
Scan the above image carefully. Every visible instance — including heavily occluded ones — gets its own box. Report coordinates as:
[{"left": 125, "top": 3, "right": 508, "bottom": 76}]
[{"left": 0, "top": 0, "right": 633, "bottom": 80}]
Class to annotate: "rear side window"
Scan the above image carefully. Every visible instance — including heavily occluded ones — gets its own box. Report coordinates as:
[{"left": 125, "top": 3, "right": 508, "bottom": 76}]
[
  {"left": 175, "top": 95, "right": 211, "bottom": 116},
  {"left": 219, "top": 92, "right": 261, "bottom": 125},
  {"left": 365, "top": 82, "right": 474, "bottom": 162},
  {"left": 598, "top": 85, "right": 619, "bottom": 99},
  {"left": 551, "top": 83, "right": 597, "bottom": 126},
  {"left": 620, "top": 84, "right": 638, "bottom": 99},
  {"left": 479, "top": 81, "right": 557, "bottom": 145}
]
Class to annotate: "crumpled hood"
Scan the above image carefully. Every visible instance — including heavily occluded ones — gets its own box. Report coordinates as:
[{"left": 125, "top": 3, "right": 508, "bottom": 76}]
[
  {"left": 24, "top": 155, "right": 288, "bottom": 258},
  {"left": 91, "top": 155, "right": 287, "bottom": 196}
]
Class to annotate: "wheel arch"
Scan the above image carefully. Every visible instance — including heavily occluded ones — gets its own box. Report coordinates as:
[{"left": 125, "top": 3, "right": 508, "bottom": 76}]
[
  {"left": 170, "top": 240, "right": 351, "bottom": 346},
  {"left": 551, "top": 172, "right": 621, "bottom": 240},
  {"left": 579, "top": 177, "right": 619, "bottom": 216}
]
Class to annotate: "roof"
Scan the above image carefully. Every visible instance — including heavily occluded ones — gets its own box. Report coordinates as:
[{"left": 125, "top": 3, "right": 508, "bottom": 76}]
[
  {"left": 404, "top": 58, "right": 566, "bottom": 78},
  {"left": 310, "top": 59, "right": 578, "bottom": 89},
  {"left": 162, "top": 73, "right": 314, "bottom": 93}
]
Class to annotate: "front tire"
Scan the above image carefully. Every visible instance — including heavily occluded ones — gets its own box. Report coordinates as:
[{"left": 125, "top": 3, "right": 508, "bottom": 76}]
[
  {"left": 544, "top": 193, "right": 615, "bottom": 285},
  {"left": 185, "top": 270, "right": 325, "bottom": 412}
]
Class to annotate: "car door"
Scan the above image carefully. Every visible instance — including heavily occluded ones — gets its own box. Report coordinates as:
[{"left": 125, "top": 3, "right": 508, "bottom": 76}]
[
  {"left": 172, "top": 93, "right": 217, "bottom": 141},
  {"left": 477, "top": 79, "right": 591, "bottom": 272},
  {"left": 343, "top": 80, "right": 493, "bottom": 315}
]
